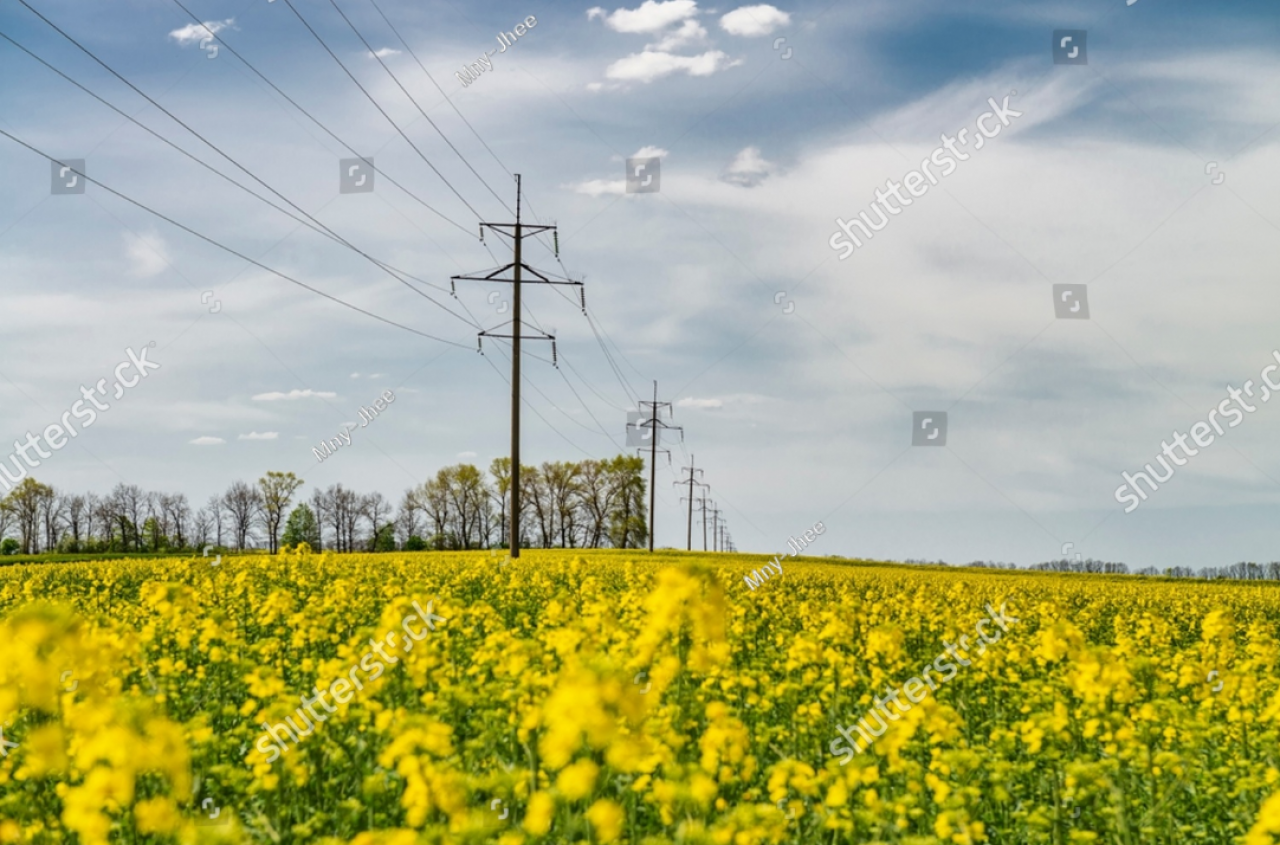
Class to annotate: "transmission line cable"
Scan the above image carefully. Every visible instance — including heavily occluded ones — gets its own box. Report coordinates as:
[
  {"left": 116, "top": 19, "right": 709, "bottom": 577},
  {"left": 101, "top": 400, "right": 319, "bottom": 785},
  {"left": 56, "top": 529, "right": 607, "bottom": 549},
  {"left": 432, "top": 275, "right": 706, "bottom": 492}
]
[{"left": 0, "top": 129, "right": 470, "bottom": 349}]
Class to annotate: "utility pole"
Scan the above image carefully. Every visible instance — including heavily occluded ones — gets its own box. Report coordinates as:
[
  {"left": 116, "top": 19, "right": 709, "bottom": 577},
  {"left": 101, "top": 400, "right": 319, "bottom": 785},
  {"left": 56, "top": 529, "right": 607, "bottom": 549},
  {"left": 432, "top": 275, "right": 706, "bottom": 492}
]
[
  {"left": 635, "top": 381, "right": 682, "bottom": 552},
  {"left": 451, "top": 175, "right": 584, "bottom": 559},
  {"left": 674, "top": 455, "right": 706, "bottom": 551},
  {"left": 709, "top": 506, "right": 722, "bottom": 552},
  {"left": 700, "top": 496, "right": 709, "bottom": 551}
]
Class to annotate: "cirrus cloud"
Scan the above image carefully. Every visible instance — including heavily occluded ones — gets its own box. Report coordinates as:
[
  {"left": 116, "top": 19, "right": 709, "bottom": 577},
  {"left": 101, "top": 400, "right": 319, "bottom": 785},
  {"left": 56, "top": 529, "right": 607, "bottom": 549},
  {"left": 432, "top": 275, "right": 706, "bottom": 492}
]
[
  {"left": 251, "top": 389, "right": 337, "bottom": 401},
  {"left": 189, "top": 436, "right": 225, "bottom": 446}
]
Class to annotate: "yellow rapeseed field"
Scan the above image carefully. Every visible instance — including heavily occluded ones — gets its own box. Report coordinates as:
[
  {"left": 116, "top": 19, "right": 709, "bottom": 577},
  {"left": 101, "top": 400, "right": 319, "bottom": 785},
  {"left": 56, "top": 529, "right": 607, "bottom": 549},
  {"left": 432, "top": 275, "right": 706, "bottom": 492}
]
[{"left": 2, "top": 549, "right": 1279, "bottom": 845}]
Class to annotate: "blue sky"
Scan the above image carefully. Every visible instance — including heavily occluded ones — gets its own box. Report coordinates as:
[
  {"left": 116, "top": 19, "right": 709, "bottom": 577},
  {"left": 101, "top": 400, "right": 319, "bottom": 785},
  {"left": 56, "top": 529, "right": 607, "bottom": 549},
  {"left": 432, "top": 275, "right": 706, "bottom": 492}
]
[{"left": 1, "top": 0, "right": 1279, "bottom": 568}]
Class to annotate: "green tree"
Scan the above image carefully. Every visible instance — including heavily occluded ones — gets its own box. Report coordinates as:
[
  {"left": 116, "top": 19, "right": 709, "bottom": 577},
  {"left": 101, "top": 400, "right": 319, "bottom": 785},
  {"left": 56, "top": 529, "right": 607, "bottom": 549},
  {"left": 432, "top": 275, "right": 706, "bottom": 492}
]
[
  {"left": 606, "top": 455, "right": 647, "bottom": 549},
  {"left": 404, "top": 535, "right": 427, "bottom": 551},
  {"left": 141, "top": 516, "right": 168, "bottom": 552},
  {"left": 2, "top": 477, "right": 53, "bottom": 554},
  {"left": 372, "top": 523, "right": 396, "bottom": 551},
  {"left": 281, "top": 502, "right": 321, "bottom": 549},
  {"left": 259, "top": 471, "right": 303, "bottom": 554}
]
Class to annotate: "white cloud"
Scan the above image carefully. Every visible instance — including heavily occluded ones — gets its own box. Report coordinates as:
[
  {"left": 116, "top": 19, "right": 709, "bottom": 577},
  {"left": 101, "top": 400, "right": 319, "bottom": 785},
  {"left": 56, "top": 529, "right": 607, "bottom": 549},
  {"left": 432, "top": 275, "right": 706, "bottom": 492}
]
[
  {"left": 650, "top": 19, "right": 708, "bottom": 51},
  {"left": 350, "top": 372, "right": 360, "bottom": 378},
  {"left": 677, "top": 397, "right": 724, "bottom": 409},
  {"left": 368, "top": 47, "right": 401, "bottom": 59},
  {"left": 238, "top": 431, "right": 278, "bottom": 440},
  {"left": 251, "top": 389, "right": 337, "bottom": 401},
  {"left": 605, "top": 50, "right": 740, "bottom": 82},
  {"left": 168, "top": 19, "right": 233, "bottom": 47},
  {"left": 634, "top": 145, "right": 670, "bottom": 159},
  {"left": 189, "top": 436, "right": 225, "bottom": 445},
  {"left": 721, "top": 146, "right": 776, "bottom": 187},
  {"left": 594, "top": 0, "right": 699, "bottom": 34},
  {"left": 123, "top": 230, "right": 169, "bottom": 278},
  {"left": 570, "top": 178, "right": 627, "bottom": 196},
  {"left": 572, "top": 147, "right": 669, "bottom": 194},
  {"left": 457, "top": 450, "right": 478, "bottom": 459},
  {"left": 719, "top": 4, "right": 790, "bottom": 36}
]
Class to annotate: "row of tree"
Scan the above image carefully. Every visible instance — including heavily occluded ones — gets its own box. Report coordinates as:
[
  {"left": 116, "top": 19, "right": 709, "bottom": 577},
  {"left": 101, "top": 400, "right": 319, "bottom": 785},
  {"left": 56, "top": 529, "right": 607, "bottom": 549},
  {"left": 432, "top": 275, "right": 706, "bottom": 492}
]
[
  {"left": 964, "top": 557, "right": 1280, "bottom": 580},
  {"left": 0, "top": 455, "right": 649, "bottom": 555}
]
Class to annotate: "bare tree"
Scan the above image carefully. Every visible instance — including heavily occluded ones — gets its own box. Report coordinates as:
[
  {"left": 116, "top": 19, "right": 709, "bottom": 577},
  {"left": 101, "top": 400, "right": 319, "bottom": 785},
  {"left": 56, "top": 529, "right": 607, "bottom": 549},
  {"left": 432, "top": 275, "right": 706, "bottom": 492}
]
[
  {"left": 192, "top": 504, "right": 213, "bottom": 550},
  {"left": 222, "top": 481, "right": 261, "bottom": 551},
  {"left": 361, "top": 491, "right": 394, "bottom": 550}
]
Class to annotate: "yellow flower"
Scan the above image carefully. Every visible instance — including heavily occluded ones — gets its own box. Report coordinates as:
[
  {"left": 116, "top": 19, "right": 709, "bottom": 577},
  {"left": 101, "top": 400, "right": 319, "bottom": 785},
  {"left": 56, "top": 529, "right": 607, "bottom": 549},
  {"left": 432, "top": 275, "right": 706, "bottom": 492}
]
[
  {"left": 133, "top": 796, "right": 180, "bottom": 835},
  {"left": 555, "top": 758, "right": 599, "bottom": 801},
  {"left": 1247, "top": 790, "right": 1280, "bottom": 845},
  {"left": 585, "top": 799, "right": 625, "bottom": 843},
  {"left": 523, "top": 790, "right": 555, "bottom": 836}
]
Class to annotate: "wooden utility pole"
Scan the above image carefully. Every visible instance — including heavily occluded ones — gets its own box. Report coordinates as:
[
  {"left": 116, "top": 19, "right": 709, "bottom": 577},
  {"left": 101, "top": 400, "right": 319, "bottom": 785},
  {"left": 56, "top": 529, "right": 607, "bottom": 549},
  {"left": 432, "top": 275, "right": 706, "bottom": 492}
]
[
  {"left": 636, "top": 381, "right": 681, "bottom": 552},
  {"left": 451, "top": 175, "right": 583, "bottom": 559},
  {"left": 674, "top": 456, "right": 706, "bottom": 551}
]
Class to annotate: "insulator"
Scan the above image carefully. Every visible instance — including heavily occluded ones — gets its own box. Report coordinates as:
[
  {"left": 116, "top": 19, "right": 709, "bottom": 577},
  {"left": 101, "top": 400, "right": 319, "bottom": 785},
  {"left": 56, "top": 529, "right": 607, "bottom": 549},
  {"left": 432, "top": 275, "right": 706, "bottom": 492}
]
[
  {"left": 477, "top": 336, "right": 484, "bottom": 354},
  {"left": 553, "top": 230, "right": 559, "bottom": 257},
  {"left": 551, "top": 339, "right": 558, "bottom": 368},
  {"left": 480, "top": 227, "right": 485, "bottom": 244},
  {"left": 450, "top": 279, "right": 457, "bottom": 298},
  {"left": 579, "top": 286, "right": 586, "bottom": 313}
]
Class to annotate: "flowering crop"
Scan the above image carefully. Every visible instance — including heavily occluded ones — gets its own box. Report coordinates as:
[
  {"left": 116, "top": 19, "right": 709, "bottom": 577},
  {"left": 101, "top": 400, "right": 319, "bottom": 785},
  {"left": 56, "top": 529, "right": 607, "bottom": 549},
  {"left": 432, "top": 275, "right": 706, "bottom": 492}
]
[{"left": 1, "top": 550, "right": 1279, "bottom": 845}]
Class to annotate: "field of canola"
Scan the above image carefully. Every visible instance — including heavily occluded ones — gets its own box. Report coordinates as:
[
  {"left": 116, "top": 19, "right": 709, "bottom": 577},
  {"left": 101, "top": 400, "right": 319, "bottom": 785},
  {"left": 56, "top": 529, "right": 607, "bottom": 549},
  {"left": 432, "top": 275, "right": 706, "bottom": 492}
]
[{"left": 1, "top": 548, "right": 1280, "bottom": 845}]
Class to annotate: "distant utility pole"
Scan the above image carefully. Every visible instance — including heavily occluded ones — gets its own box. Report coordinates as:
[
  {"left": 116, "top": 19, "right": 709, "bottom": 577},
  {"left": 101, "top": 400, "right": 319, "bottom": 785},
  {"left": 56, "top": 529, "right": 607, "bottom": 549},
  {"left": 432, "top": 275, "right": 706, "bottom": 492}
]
[
  {"left": 674, "top": 455, "right": 707, "bottom": 551},
  {"left": 451, "top": 175, "right": 583, "bottom": 560},
  {"left": 637, "top": 380, "right": 682, "bottom": 553},
  {"left": 709, "top": 506, "right": 722, "bottom": 553}
]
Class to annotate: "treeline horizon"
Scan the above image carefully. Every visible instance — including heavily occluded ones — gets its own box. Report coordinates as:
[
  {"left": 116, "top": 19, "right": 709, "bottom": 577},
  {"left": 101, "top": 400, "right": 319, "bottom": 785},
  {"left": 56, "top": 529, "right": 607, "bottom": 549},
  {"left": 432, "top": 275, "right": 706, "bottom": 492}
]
[{"left": 0, "top": 455, "right": 650, "bottom": 556}]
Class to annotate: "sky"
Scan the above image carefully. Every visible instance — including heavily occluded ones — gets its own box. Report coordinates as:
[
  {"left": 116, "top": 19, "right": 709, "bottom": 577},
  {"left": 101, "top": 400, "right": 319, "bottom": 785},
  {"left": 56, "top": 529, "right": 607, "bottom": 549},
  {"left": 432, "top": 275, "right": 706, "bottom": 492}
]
[{"left": 1, "top": 0, "right": 1278, "bottom": 569}]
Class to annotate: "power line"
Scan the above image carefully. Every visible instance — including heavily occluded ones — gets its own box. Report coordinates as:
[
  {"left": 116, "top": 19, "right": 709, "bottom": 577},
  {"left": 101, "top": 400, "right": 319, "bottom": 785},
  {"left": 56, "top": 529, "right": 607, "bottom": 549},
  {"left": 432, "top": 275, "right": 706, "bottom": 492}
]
[
  {"left": 451, "top": 176, "right": 583, "bottom": 559},
  {"left": 674, "top": 455, "right": 708, "bottom": 551},
  {"left": 637, "top": 381, "right": 683, "bottom": 553},
  {"left": 357, "top": 0, "right": 515, "bottom": 216},
  {"left": 0, "top": 28, "right": 482, "bottom": 334},
  {"left": 0, "top": 128, "right": 470, "bottom": 349},
  {"left": 166, "top": 0, "right": 474, "bottom": 237},
  {"left": 278, "top": 0, "right": 486, "bottom": 222},
  {"left": 356, "top": 0, "right": 646, "bottom": 414}
]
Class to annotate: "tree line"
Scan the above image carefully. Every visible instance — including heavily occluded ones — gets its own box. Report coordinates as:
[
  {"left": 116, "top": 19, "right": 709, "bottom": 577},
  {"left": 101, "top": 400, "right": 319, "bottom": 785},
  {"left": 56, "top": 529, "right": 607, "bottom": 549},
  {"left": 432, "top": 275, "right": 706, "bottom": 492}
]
[
  {"left": 963, "top": 557, "right": 1280, "bottom": 581},
  {"left": 0, "top": 455, "right": 648, "bottom": 556}
]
